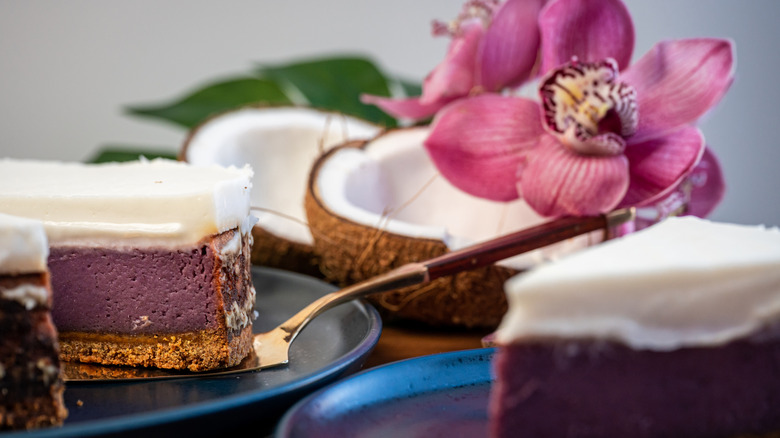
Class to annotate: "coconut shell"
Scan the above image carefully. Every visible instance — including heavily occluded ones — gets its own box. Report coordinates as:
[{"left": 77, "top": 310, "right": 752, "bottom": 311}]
[
  {"left": 248, "top": 225, "right": 322, "bottom": 278},
  {"left": 305, "top": 139, "right": 519, "bottom": 329}
]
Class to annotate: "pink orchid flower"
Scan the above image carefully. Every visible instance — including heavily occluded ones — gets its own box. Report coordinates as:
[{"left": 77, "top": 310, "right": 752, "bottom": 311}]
[
  {"left": 424, "top": 0, "right": 733, "bottom": 218},
  {"left": 361, "top": 0, "right": 545, "bottom": 121}
]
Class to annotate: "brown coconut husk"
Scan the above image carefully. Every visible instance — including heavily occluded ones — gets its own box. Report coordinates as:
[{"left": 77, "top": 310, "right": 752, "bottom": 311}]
[
  {"left": 304, "top": 137, "right": 519, "bottom": 329},
  {"left": 248, "top": 223, "right": 322, "bottom": 278}
]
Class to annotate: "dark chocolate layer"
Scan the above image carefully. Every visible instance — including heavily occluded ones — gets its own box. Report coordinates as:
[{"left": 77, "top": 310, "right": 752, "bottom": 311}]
[
  {"left": 213, "top": 229, "right": 255, "bottom": 337},
  {"left": 0, "top": 300, "right": 61, "bottom": 395},
  {"left": 1, "top": 275, "right": 67, "bottom": 430},
  {"left": 490, "top": 335, "right": 780, "bottom": 438}
]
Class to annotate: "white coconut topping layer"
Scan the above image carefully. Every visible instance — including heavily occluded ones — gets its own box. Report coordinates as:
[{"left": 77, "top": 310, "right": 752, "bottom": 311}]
[
  {"left": 0, "top": 213, "right": 48, "bottom": 274},
  {"left": 1, "top": 284, "right": 49, "bottom": 310},
  {"left": 185, "top": 107, "right": 380, "bottom": 245},
  {"left": 495, "top": 216, "right": 780, "bottom": 350},
  {"left": 315, "top": 126, "right": 602, "bottom": 270},
  {"left": 0, "top": 158, "right": 253, "bottom": 247}
]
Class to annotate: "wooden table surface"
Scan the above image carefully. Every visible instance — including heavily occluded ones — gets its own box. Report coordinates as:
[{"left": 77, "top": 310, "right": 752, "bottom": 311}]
[{"left": 361, "top": 322, "right": 493, "bottom": 369}]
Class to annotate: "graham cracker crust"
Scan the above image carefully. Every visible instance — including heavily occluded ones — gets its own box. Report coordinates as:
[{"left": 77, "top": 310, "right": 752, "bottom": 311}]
[{"left": 58, "top": 325, "right": 253, "bottom": 372}]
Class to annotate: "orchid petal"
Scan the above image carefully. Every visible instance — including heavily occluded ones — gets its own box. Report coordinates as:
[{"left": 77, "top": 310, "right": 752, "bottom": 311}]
[
  {"left": 360, "top": 94, "right": 450, "bottom": 120},
  {"left": 421, "top": 20, "right": 484, "bottom": 105},
  {"left": 685, "top": 146, "right": 725, "bottom": 218},
  {"left": 539, "top": 0, "right": 634, "bottom": 73},
  {"left": 521, "top": 134, "right": 629, "bottom": 217},
  {"left": 424, "top": 94, "right": 544, "bottom": 201},
  {"left": 619, "top": 126, "right": 705, "bottom": 207},
  {"left": 477, "top": 0, "right": 544, "bottom": 90},
  {"left": 622, "top": 38, "right": 735, "bottom": 142}
]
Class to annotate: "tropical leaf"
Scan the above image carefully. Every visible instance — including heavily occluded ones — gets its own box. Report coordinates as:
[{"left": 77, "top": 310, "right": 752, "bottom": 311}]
[
  {"left": 398, "top": 78, "right": 423, "bottom": 97},
  {"left": 257, "top": 56, "right": 398, "bottom": 128},
  {"left": 126, "top": 77, "right": 290, "bottom": 129},
  {"left": 123, "top": 56, "right": 421, "bottom": 131}
]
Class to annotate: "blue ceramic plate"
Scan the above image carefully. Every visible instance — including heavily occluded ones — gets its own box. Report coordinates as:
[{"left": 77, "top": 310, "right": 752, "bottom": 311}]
[
  {"left": 4, "top": 267, "right": 382, "bottom": 438},
  {"left": 276, "top": 348, "right": 496, "bottom": 438}
]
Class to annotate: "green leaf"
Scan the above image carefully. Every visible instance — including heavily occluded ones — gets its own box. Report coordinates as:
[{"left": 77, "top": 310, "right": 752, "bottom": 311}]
[
  {"left": 126, "top": 77, "right": 291, "bottom": 129},
  {"left": 398, "top": 78, "right": 422, "bottom": 98},
  {"left": 87, "top": 146, "right": 178, "bottom": 164},
  {"left": 257, "top": 56, "right": 398, "bottom": 128}
]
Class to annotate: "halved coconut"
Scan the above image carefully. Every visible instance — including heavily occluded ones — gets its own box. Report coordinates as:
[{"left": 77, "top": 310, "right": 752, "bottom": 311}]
[
  {"left": 182, "top": 106, "right": 381, "bottom": 276},
  {"left": 305, "top": 126, "right": 606, "bottom": 328}
]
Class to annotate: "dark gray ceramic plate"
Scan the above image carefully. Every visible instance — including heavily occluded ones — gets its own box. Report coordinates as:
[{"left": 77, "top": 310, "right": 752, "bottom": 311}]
[
  {"left": 276, "top": 348, "right": 496, "bottom": 438},
  {"left": 3, "top": 267, "right": 382, "bottom": 438}
]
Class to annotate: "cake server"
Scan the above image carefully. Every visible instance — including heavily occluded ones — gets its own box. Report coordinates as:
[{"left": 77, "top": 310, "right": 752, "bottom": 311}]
[{"left": 63, "top": 207, "right": 634, "bottom": 381}]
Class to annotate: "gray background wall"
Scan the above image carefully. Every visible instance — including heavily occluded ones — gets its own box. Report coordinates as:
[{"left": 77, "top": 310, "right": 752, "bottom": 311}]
[{"left": 1, "top": 0, "right": 778, "bottom": 226}]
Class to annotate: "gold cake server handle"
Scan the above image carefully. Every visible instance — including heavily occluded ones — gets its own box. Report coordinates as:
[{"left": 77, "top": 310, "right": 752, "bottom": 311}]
[
  {"left": 63, "top": 207, "right": 634, "bottom": 381},
  {"left": 252, "top": 207, "right": 635, "bottom": 369}
]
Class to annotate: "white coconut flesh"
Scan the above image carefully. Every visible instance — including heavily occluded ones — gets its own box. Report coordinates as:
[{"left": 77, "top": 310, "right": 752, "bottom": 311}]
[
  {"left": 184, "top": 107, "right": 381, "bottom": 245},
  {"left": 315, "top": 126, "right": 604, "bottom": 270}
]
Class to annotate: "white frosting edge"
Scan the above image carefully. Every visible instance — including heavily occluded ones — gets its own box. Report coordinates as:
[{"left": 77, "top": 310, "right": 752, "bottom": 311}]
[
  {"left": 0, "top": 158, "right": 255, "bottom": 246},
  {"left": 495, "top": 217, "right": 780, "bottom": 350},
  {"left": 0, "top": 213, "right": 48, "bottom": 274},
  {"left": 1, "top": 284, "right": 49, "bottom": 310}
]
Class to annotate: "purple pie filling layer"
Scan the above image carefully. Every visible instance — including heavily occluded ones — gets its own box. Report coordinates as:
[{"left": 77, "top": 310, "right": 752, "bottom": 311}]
[
  {"left": 48, "top": 244, "right": 220, "bottom": 335},
  {"left": 490, "top": 334, "right": 780, "bottom": 438}
]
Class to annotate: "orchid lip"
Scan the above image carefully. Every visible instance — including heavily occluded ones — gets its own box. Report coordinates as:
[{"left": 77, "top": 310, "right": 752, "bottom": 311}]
[{"left": 540, "top": 57, "right": 638, "bottom": 156}]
